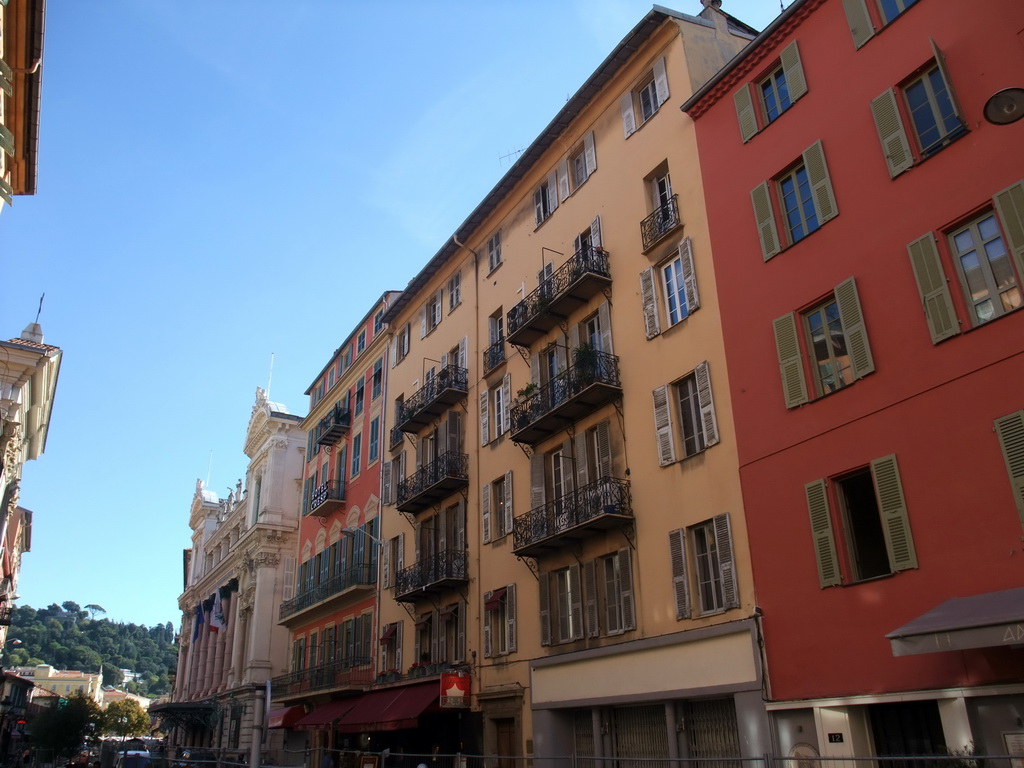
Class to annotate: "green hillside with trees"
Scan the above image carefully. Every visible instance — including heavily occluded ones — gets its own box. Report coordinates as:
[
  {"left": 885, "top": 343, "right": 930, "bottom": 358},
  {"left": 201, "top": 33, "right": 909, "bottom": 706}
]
[{"left": 4, "top": 602, "right": 178, "bottom": 697}]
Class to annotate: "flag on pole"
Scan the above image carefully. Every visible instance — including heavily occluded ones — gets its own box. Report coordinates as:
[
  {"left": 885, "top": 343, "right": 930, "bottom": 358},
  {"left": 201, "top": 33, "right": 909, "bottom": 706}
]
[
  {"left": 192, "top": 603, "right": 205, "bottom": 641},
  {"left": 210, "top": 590, "right": 226, "bottom": 633}
]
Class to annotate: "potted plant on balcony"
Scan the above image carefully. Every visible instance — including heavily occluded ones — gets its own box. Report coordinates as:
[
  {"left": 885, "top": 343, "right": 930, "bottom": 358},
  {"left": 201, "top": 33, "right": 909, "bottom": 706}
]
[
  {"left": 516, "top": 382, "right": 537, "bottom": 404},
  {"left": 573, "top": 342, "right": 599, "bottom": 386}
]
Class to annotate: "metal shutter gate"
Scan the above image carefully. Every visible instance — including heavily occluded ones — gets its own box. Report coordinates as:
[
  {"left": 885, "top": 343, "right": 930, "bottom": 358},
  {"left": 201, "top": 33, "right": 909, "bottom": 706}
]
[
  {"left": 574, "top": 709, "right": 596, "bottom": 768},
  {"left": 612, "top": 704, "right": 670, "bottom": 766},
  {"left": 683, "top": 698, "right": 741, "bottom": 768}
]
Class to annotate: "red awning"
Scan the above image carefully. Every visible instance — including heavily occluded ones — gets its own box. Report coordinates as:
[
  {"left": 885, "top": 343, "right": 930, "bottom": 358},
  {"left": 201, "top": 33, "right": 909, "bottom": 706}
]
[
  {"left": 335, "top": 682, "right": 439, "bottom": 733},
  {"left": 293, "top": 698, "right": 361, "bottom": 730},
  {"left": 484, "top": 587, "right": 507, "bottom": 611},
  {"left": 266, "top": 706, "right": 306, "bottom": 729},
  {"left": 379, "top": 624, "right": 397, "bottom": 645}
]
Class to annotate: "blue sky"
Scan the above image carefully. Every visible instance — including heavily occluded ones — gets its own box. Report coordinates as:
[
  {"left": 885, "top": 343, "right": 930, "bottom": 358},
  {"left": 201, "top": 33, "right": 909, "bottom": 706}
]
[{"left": 0, "top": 0, "right": 782, "bottom": 631}]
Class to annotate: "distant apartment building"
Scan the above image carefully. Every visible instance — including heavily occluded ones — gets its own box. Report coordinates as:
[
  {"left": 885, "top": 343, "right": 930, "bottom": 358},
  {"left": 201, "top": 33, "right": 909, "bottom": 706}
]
[{"left": 15, "top": 664, "right": 102, "bottom": 704}]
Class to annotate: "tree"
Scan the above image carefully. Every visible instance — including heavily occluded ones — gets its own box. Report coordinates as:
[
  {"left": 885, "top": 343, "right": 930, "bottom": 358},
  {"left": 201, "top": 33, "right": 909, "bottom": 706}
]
[
  {"left": 31, "top": 691, "right": 102, "bottom": 760},
  {"left": 101, "top": 663, "right": 124, "bottom": 688},
  {"left": 84, "top": 604, "right": 106, "bottom": 620},
  {"left": 102, "top": 698, "right": 150, "bottom": 739}
]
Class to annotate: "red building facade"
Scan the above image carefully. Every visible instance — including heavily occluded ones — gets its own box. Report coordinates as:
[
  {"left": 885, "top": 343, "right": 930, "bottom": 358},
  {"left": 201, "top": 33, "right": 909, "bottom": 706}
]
[{"left": 684, "top": 0, "right": 1024, "bottom": 758}]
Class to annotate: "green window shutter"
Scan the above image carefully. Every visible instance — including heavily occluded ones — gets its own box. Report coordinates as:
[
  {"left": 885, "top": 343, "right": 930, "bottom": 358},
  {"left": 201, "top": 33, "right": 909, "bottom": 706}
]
[
  {"left": 841, "top": 0, "right": 875, "bottom": 48},
  {"left": 734, "top": 85, "right": 758, "bottom": 143},
  {"left": 0, "top": 123, "right": 14, "bottom": 158},
  {"left": 668, "top": 529, "right": 691, "bottom": 619},
  {"left": 780, "top": 41, "right": 808, "bottom": 102},
  {"left": 713, "top": 513, "right": 739, "bottom": 609},
  {"left": 583, "top": 560, "right": 599, "bottom": 638},
  {"left": 751, "top": 181, "right": 782, "bottom": 260},
  {"left": 906, "top": 232, "right": 960, "bottom": 343},
  {"left": 870, "top": 89, "right": 914, "bottom": 178},
  {"left": 994, "top": 411, "right": 1024, "bottom": 529},
  {"left": 652, "top": 385, "right": 677, "bottom": 465},
  {"left": 834, "top": 276, "right": 875, "bottom": 379},
  {"left": 772, "top": 312, "right": 809, "bottom": 408},
  {"left": 0, "top": 177, "right": 12, "bottom": 206},
  {"left": 802, "top": 140, "right": 838, "bottom": 225},
  {"left": 694, "top": 361, "right": 720, "bottom": 448},
  {"left": 805, "top": 479, "right": 841, "bottom": 587},
  {"left": 870, "top": 454, "right": 918, "bottom": 571},
  {"left": 993, "top": 180, "right": 1024, "bottom": 282},
  {"left": 0, "top": 58, "right": 13, "bottom": 97}
]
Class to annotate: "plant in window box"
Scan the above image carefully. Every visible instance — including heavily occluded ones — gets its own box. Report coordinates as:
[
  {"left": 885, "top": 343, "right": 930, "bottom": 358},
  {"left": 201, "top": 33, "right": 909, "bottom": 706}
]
[{"left": 516, "top": 382, "right": 537, "bottom": 404}]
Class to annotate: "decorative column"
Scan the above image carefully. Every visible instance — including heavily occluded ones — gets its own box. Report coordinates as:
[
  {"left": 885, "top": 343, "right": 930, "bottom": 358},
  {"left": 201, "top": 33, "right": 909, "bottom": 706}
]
[
  {"left": 222, "top": 590, "right": 239, "bottom": 688},
  {"left": 246, "top": 550, "right": 280, "bottom": 682}
]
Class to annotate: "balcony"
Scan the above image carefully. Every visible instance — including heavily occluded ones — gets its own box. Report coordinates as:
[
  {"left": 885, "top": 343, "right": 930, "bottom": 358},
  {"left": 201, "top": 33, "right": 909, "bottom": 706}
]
[
  {"left": 506, "top": 245, "right": 612, "bottom": 347},
  {"left": 640, "top": 195, "right": 682, "bottom": 252},
  {"left": 396, "top": 451, "right": 469, "bottom": 513},
  {"left": 279, "top": 564, "right": 376, "bottom": 622},
  {"left": 483, "top": 339, "right": 506, "bottom": 374},
  {"left": 307, "top": 480, "right": 346, "bottom": 516},
  {"left": 513, "top": 477, "right": 633, "bottom": 557},
  {"left": 314, "top": 404, "right": 351, "bottom": 447},
  {"left": 394, "top": 549, "right": 469, "bottom": 603},
  {"left": 395, "top": 364, "right": 469, "bottom": 433},
  {"left": 0, "top": 605, "right": 10, "bottom": 626},
  {"left": 510, "top": 350, "right": 622, "bottom": 445},
  {"left": 270, "top": 658, "right": 374, "bottom": 699},
  {"left": 390, "top": 424, "right": 405, "bottom": 450}
]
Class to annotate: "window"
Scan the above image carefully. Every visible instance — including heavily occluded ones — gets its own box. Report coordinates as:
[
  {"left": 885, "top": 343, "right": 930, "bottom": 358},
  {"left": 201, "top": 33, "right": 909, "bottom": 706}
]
[
  {"left": 395, "top": 323, "right": 410, "bottom": 364},
  {"left": 354, "top": 379, "right": 364, "bottom": 415},
  {"left": 559, "top": 131, "right": 597, "bottom": 196},
  {"left": 487, "top": 231, "right": 502, "bottom": 271},
  {"left": 479, "top": 373, "right": 511, "bottom": 446},
  {"left": 380, "top": 621, "right": 403, "bottom": 672},
  {"left": 735, "top": 42, "right": 807, "bottom": 142},
  {"left": 534, "top": 172, "right": 559, "bottom": 227},
  {"left": 482, "top": 470, "right": 513, "bottom": 543},
  {"left": 373, "top": 309, "right": 384, "bottom": 334},
  {"left": 949, "top": 212, "right": 1021, "bottom": 326},
  {"left": 483, "top": 585, "right": 517, "bottom": 657},
  {"left": 668, "top": 513, "right": 739, "bottom": 620},
  {"left": 590, "top": 549, "right": 634, "bottom": 635},
  {"left": 344, "top": 346, "right": 353, "bottom": 369},
  {"left": 351, "top": 433, "right": 362, "bottom": 476},
  {"left": 440, "top": 601, "right": 467, "bottom": 663},
  {"left": 414, "top": 612, "right": 435, "bottom": 665},
  {"left": 806, "top": 454, "right": 917, "bottom": 587},
  {"left": 651, "top": 361, "right": 720, "bottom": 466},
  {"left": 870, "top": 43, "right": 964, "bottom": 178},
  {"left": 448, "top": 271, "right": 461, "bottom": 311},
  {"left": 372, "top": 358, "right": 383, "bottom": 399},
  {"left": 751, "top": 141, "right": 837, "bottom": 260},
  {"left": 368, "top": 418, "right": 380, "bottom": 464},
  {"left": 773, "top": 277, "right": 874, "bottom": 408},
  {"left": 841, "top": 0, "right": 920, "bottom": 48},
  {"left": 357, "top": 330, "right": 366, "bottom": 354},
  {"left": 381, "top": 531, "right": 404, "bottom": 590},
  {"left": 639, "top": 238, "right": 699, "bottom": 339},
  {"left": 551, "top": 565, "right": 582, "bottom": 644},
  {"left": 421, "top": 289, "right": 443, "bottom": 336},
  {"left": 621, "top": 57, "right": 669, "bottom": 137},
  {"left": 328, "top": 368, "right": 335, "bottom": 390}
]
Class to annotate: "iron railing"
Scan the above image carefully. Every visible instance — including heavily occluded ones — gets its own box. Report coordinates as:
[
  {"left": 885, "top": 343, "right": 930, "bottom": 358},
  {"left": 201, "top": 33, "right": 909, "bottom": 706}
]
[
  {"left": 396, "top": 451, "right": 469, "bottom": 509},
  {"left": 513, "top": 477, "right": 632, "bottom": 553},
  {"left": 483, "top": 339, "right": 506, "bottom": 373},
  {"left": 390, "top": 424, "right": 405, "bottom": 449},
  {"left": 395, "top": 549, "right": 469, "bottom": 597},
  {"left": 278, "top": 564, "right": 375, "bottom": 620},
  {"left": 640, "top": 194, "right": 682, "bottom": 250},
  {"left": 396, "top": 364, "right": 469, "bottom": 431},
  {"left": 314, "top": 404, "right": 351, "bottom": 446},
  {"left": 269, "top": 656, "right": 373, "bottom": 697},
  {"left": 510, "top": 350, "right": 621, "bottom": 435},
  {"left": 307, "top": 480, "right": 345, "bottom": 515}
]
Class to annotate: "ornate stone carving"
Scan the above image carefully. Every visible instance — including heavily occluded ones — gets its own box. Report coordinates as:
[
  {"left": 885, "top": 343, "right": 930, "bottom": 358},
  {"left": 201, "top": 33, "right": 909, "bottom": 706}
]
[{"left": 253, "top": 551, "right": 279, "bottom": 568}]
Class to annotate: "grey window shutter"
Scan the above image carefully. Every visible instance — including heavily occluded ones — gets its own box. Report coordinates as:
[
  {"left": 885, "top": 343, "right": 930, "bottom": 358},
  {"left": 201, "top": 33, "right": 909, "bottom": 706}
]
[
  {"left": 995, "top": 410, "right": 1024, "bottom": 528},
  {"left": 569, "top": 323, "right": 580, "bottom": 357},
  {"left": 413, "top": 615, "right": 421, "bottom": 663},
  {"left": 751, "top": 181, "right": 782, "bottom": 260},
  {"left": 870, "top": 89, "right": 913, "bottom": 179},
  {"left": 459, "top": 336, "right": 467, "bottom": 370},
  {"left": 430, "top": 608, "right": 440, "bottom": 662},
  {"left": 569, "top": 563, "right": 584, "bottom": 640},
  {"left": 639, "top": 268, "right": 662, "bottom": 339},
  {"left": 653, "top": 57, "right": 670, "bottom": 107},
  {"left": 907, "top": 232, "right": 960, "bottom": 343},
  {"left": 713, "top": 513, "right": 739, "bottom": 609},
  {"left": 456, "top": 600, "right": 466, "bottom": 662},
  {"left": 530, "top": 454, "right": 546, "bottom": 509},
  {"left": 575, "top": 431, "right": 590, "bottom": 488},
  {"left": 501, "top": 373, "right": 511, "bottom": 435},
  {"left": 871, "top": 454, "right": 917, "bottom": 571},
  {"left": 780, "top": 41, "right": 808, "bottom": 103},
  {"left": 481, "top": 482, "right": 492, "bottom": 544},
  {"left": 841, "top": 0, "right": 875, "bottom": 48},
  {"left": 419, "top": 305, "right": 427, "bottom": 338},
  {"left": 773, "top": 313, "right": 810, "bottom": 408},
  {"left": 547, "top": 169, "right": 559, "bottom": 214},
  {"left": 482, "top": 594, "right": 493, "bottom": 656},
  {"left": 619, "top": 547, "right": 636, "bottom": 630},
  {"left": 620, "top": 92, "right": 637, "bottom": 138},
  {"left": 598, "top": 300, "right": 613, "bottom": 354},
  {"left": 558, "top": 160, "right": 571, "bottom": 201},
  {"left": 583, "top": 560, "right": 599, "bottom": 638},
  {"left": 805, "top": 479, "right": 841, "bottom": 587},
  {"left": 382, "top": 539, "right": 391, "bottom": 589},
  {"left": 382, "top": 459, "right": 393, "bottom": 506},
  {"left": 679, "top": 238, "right": 700, "bottom": 314},
  {"left": 396, "top": 532, "right": 404, "bottom": 573},
  {"left": 694, "top": 361, "right": 720, "bottom": 448},
  {"left": 930, "top": 39, "right": 964, "bottom": 125},
  {"left": 668, "top": 529, "right": 691, "bottom": 619},
  {"left": 506, "top": 583, "right": 517, "bottom": 652},
  {"left": 530, "top": 352, "right": 540, "bottom": 385},
  {"left": 504, "top": 469, "right": 514, "bottom": 535},
  {"left": 734, "top": 85, "right": 758, "bottom": 143},
  {"left": 596, "top": 420, "right": 612, "bottom": 479},
  {"left": 390, "top": 337, "right": 398, "bottom": 368},
  {"left": 994, "top": 180, "right": 1024, "bottom": 281},
  {"left": 834, "top": 276, "right": 875, "bottom": 379},
  {"left": 591, "top": 214, "right": 602, "bottom": 248},
  {"left": 479, "top": 388, "right": 490, "bottom": 446},
  {"left": 652, "top": 385, "right": 677, "bottom": 466},
  {"left": 539, "top": 572, "right": 551, "bottom": 646},
  {"left": 802, "top": 140, "right": 838, "bottom": 225},
  {"left": 395, "top": 622, "right": 403, "bottom": 671},
  {"left": 584, "top": 131, "right": 597, "bottom": 177}
]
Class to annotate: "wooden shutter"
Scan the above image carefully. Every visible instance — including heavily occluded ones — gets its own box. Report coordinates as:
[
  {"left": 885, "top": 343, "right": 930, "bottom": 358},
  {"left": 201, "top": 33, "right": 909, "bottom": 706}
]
[
  {"left": 841, "top": 0, "right": 875, "bottom": 48},
  {"left": 802, "top": 140, "right": 838, "bottom": 225},
  {"left": 0, "top": 58, "right": 12, "bottom": 97},
  {"left": 694, "top": 362, "right": 720, "bottom": 448},
  {"left": 547, "top": 170, "right": 559, "bottom": 214},
  {"left": 805, "top": 479, "right": 841, "bottom": 587},
  {"left": 871, "top": 454, "right": 917, "bottom": 571},
  {"left": 994, "top": 180, "right": 1024, "bottom": 281},
  {"left": 639, "top": 267, "right": 662, "bottom": 339},
  {"left": 995, "top": 411, "right": 1024, "bottom": 528},
  {"left": 930, "top": 38, "right": 964, "bottom": 125},
  {"left": 668, "top": 529, "right": 691, "bottom": 619},
  {"left": 653, "top": 57, "right": 669, "bottom": 106},
  {"left": 506, "top": 583, "right": 517, "bottom": 652},
  {"left": 596, "top": 421, "right": 612, "bottom": 479},
  {"left": 575, "top": 432, "right": 590, "bottom": 488},
  {"left": 458, "top": 336, "right": 467, "bottom": 370},
  {"left": 482, "top": 591, "right": 493, "bottom": 657},
  {"left": 456, "top": 601, "right": 466, "bottom": 662},
  {"left": 419, "top": 305, "right": 427, "bottom": 338},
  {"left": 558, "top": 160, "right": 571, "bottom": 201},
  {"left": 584, "top": 131, "right": 597, "bottom": 177},
  {"left": 591, "top": 214, "right": 603, "bottom": 248},
  {"left": 479, "top": 388, "right": 490, "bottom": 446},
  {"left": 503, "top": 469, "right": 514, "bottom": 535},
  {"left": 598, "top": 300, "right": 613, "bottom": 354},
  {"left": 390, "top": 337, "right": 398, "bottom": 368},
  {"left": 751, "top": 181, "right": 782, "bottom": 260},
  {"left": 619, "top": 547, "right": 636, "bottom": 630},
  {"left": 382, "top": 539, "right": 391, "bottom": 589},
  {"left": 583, "top": 560, "right": 600, "bottom": 638},
  {"left": 0, "top": 123, "right": 14, "bottom": 158},
  {"left": 713, "top": 514, "right": 739, "bottom": 609},
  {"left": 620, "top": 92, "right": 637, "bottom": 138},
  {"left": 773, "top": 312, "right": 810, "bottom": 408},
  {"left": 395, "top": 621, "right": 403, "bottom": 671},
  {"left": 780, "top": 41, "right": 808, "bottom": 102},
  {"left": 539, "top": 572, "right": 551, "bottom": 646},
  {"left": 481, "top": 482, "right": 492, "bottom": 544},
  {"left": 413, "top": 615, "right": 421, "bottom": 663},
  {"left": 501, "top": 373, "right": 512, "bottom": 434},
  {"left": 679, "top": 238, "right": 700, "bottom": 314},
  {"left": 530, "top": 453, "right": 545, "bottom": 509},
  {"left": 430, "top": 608, "right": 440, "bottom": 662},
  {"left": 734, "top": 85, "right": 758, "bottom": 143},
  {"left": 396, "top": 531, "right": 405, "bottom": 575},
  {"left": 282, "top": 556, "right": 296, "bottom": 601},
  {"left": 834, "top": 276, "right": 875, "bottom": 379},
  {"left": 652, "top": 385, "right": 677, "bottom": 466},
  {"left": 907, "top": 232, "right": 960, "bottom": 343},
  {"left": 569, "top": 564, "right": 584, "bottom": 640},
  {"left": 870, "top": 89, "right": 914, "bottom": 179}
]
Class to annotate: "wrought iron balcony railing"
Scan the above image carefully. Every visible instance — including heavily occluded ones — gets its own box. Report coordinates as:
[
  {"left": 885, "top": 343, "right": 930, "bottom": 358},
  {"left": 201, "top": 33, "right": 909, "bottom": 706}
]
[
  {"left": 389, "top": 424, "right": 405, "bottom": 450},
  {"left": 279, "top": 564, "right": 376, "bottom": 621},
  {"left": 270, "top": 657, "right": 374, "bottom": 698},
  {"left": 640, "top": 195, "right": 682, "bottom": 251},
  {"left": 396, "top": 451, "right": 469, "bottom": 513},
  {"left": 314, "top": 404, "right": 351, "bottom": 447},
  {"left": 307, "top": 480, "right": 346, "bottom": 516},
  {"left": 506, "top": 245, "right": 612, "bottom": 347},
  {"left": 396, "top": 364, "right": 469, "bottom": 432},
  {"left": 513, "top": 477, "right": 633, "bottom": 556},
  {"left": 0, "top": 604, "right": 11, "bottom": 626},
  {"left": 483, "top": 339, "right": 506, "bottom": 374},
  {"left": 510, "top": 350, "right": 622, "bottom": 444},
  {"left": 394, "top": 549, "right": 469, "bottom": 602}
]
